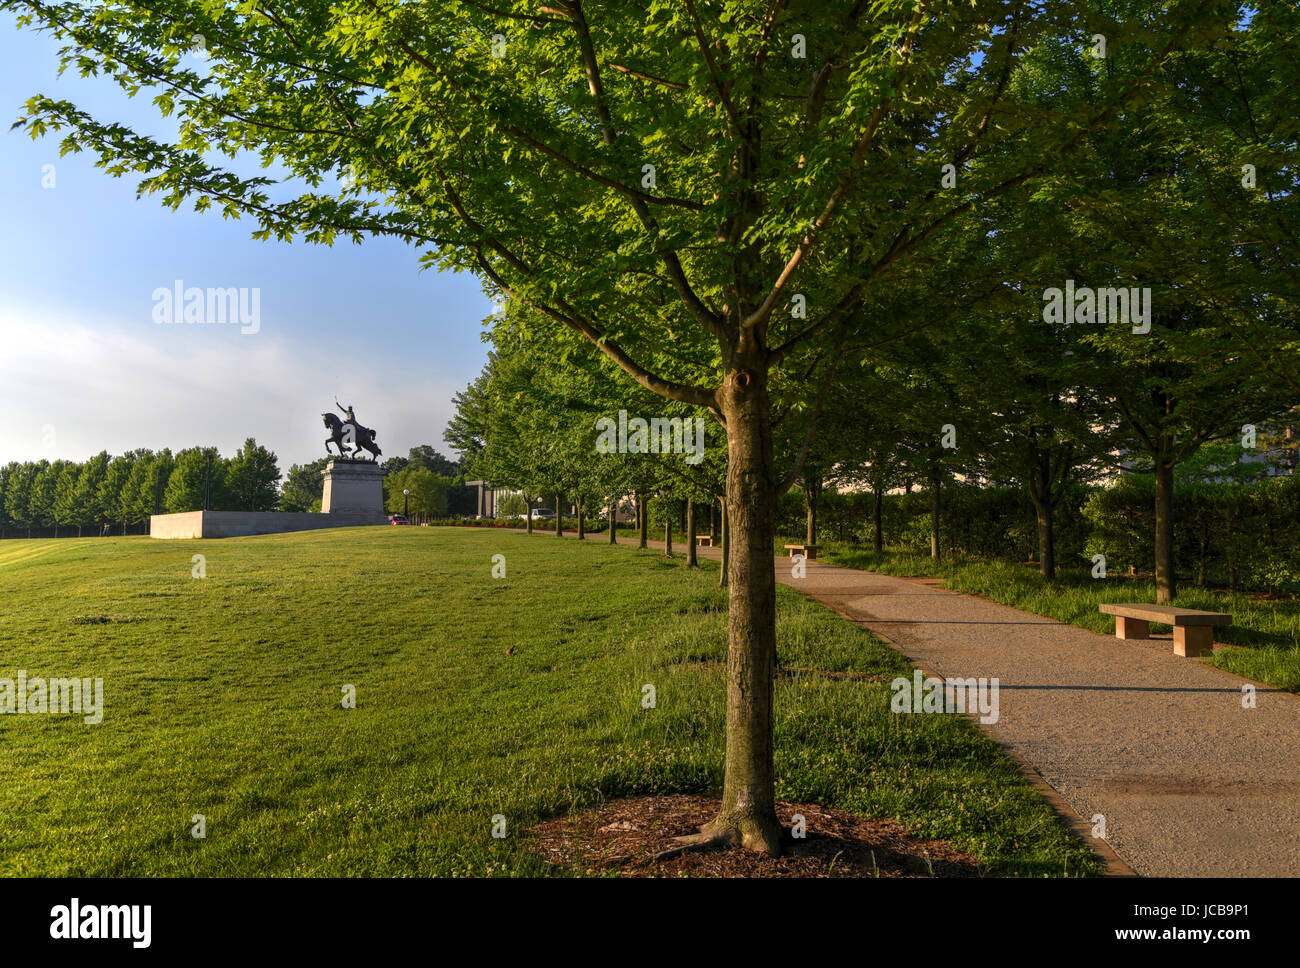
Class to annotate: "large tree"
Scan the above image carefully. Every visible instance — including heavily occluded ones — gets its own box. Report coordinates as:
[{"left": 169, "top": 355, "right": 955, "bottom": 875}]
[
  {"left": 0, "top": 463, "right": 12, "bottom": 538},
  {"left": 383, "top": 445, "right": 461, "bottom": 478},
  {"left": 164, "top": 447, "right": 225, "bottom": 513},
  {"left": 280, "top": 456, "right": 328, "bottom": 511},
  {"left": 5, "top": 461, "right": 41, "bottom": 538},
  {"left": 227, "top": 437, "right": 282, "bottom": 511},
  {"left": 8, "top": 0, "right": 1280, "bottom": 853},
  {"left": 384, "top": 464, "right": 449, "bottom": 518},
  {"left": 72, "top": 451, "right": 112, "bottom": 536},
  {"left": 99, "top": 451, "right": 141, "bottom": 534},
  {"left": 51, "top": 460, "right": 82, "bottom": 538}
]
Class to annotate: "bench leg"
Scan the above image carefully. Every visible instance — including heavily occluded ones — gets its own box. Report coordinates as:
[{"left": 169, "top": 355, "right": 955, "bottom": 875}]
[
  {"left": 1115, "top": 616, "right": 1150, "bottom": 640},
  {"left": 1174, "top": 626, "right": 1215, "bottom": 658}
]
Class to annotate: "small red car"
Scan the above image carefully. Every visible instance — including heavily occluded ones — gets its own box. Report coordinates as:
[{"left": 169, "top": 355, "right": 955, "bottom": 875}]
[{"left": 388, "top": 514, "right": 410, "bottom": 526}]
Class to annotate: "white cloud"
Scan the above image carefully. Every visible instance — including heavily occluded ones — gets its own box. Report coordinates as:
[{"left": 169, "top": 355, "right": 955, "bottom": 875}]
[{"left": 0, "top": 308, "right": 462, "bottom": 467}]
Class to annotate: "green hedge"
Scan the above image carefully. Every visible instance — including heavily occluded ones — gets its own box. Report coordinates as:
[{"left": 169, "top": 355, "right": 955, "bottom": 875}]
[
  {"left": 783, "top": 475, "right": 1299, "bottom": 592},
  {"left": 781, "top": 483, "right": 1090, "bottom": 564},
  {"left": 1082, "top": 474, "right": 1300, "bottom": 592}
]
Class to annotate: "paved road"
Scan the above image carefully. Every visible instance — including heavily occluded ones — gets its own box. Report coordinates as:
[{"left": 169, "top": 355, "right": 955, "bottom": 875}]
[{"left": 523, "top": 529, "right": 1300, "bottom": 876}]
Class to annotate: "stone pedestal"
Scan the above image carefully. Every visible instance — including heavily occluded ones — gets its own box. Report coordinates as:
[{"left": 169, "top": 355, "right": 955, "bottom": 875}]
[{"left": 321, "top": 460, "right": 386, "bottom": 514}]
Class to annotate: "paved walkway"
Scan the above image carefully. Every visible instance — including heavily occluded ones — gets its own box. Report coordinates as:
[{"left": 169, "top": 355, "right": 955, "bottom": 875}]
[{"left": 524, "top": 528, "right": 1300, "bottom": 876}]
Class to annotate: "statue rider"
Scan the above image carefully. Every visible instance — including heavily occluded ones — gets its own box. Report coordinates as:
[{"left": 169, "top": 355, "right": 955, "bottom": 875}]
[{"left": 336, "top": 399, "right": 357, "bottom": 428}]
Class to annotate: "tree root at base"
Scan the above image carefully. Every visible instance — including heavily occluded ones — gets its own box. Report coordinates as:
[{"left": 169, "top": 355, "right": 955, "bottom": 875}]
[{"left": 643, "top": 814, "right": 784, "bottom": 864}]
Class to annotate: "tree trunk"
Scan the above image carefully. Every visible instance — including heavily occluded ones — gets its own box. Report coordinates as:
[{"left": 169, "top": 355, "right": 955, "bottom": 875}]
[
  {"left": 576, "top": 495, "right": 585, "bottom": 539},
  {"left": 638, "top": 494, "right": 648, "bottom": 549},
  {"left": 1038, "top": 503, "right": 1056, "bottom": 580},
  {"left": 686, "top": 498, "right": 698, "bottom": 567},
  {"left": 664, "top": 507, "right": 673, "bottom": 557},
  {"left": 1030, "top": 493, "right": 1056, "bottom": 580},
  {"left": 609, "top": 496, "right": 618, "bottom": 544},
  {"left": 707, "top": 366, "right": 782, "bottom": 854},
  {"left": 719, "top": 498, "right": 729, "bottom": 588},
  {"left": 804, "top": 476, "right": 818, "bottom": 547},
  {"left": 1026, "top": 451, "right": 1057, "bottom": 579},
  {"left": 526, "top": 496, "right": 534, "bottom": 534},
  {"left": 555, "top": 492, "right": 563, "bottom": 537},
  {"left": 929, "top": 476, "right": 941, "bottom": 560},
  {"left": 872, "top": 485, "right": 883, "bottom": 552},
  {"left": 1154, "top": 461, "right": 1176, "bottom": 603}
]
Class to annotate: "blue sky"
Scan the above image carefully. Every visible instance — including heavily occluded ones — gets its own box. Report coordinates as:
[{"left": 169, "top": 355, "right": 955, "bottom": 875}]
[{"left": 0, "top": 19, "right": 495, "bottom": 470}]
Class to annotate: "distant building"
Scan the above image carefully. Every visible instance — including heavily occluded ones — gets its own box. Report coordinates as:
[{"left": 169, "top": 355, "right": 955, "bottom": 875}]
[{"left": 465, "top": 481, "right": 496, "bottom": 518}]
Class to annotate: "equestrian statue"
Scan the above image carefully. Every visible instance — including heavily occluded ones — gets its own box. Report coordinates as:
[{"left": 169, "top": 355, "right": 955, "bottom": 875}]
[{"left": 322, "top": 399, "right": 382, "bottom": 461}]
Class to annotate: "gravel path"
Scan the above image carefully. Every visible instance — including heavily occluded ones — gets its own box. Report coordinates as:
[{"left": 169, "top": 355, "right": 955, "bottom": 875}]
[
  {"left": 521, "top": 529, "right": 1300, "bottom": 876},
  {"left": 788, "top": 557, "right": 1300, "bottom": 877}
]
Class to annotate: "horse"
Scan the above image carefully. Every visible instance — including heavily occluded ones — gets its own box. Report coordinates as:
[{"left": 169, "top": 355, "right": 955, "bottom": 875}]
[{"left": 322, "top": 412, "right": 382, "bottom": 461}]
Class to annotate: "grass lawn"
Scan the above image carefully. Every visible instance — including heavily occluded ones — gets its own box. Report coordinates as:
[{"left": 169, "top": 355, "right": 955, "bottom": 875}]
[
  {"left": 820, "top": 545, "right": 1300, "bottom": 693},
  {"left": 1, "top": 528, "right": 1099, "bottom": 877}
]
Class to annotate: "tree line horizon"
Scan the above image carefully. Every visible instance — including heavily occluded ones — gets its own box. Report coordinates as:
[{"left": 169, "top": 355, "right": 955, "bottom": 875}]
[{"left": 0, "top": 442, "right": 469, "bottom": 536}]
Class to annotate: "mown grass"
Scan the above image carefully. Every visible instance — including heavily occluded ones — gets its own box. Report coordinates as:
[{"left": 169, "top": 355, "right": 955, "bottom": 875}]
[
  {"left": 820, "top": 545, "right": 1300, "bottom": 692},
  {"left": 1, "top": 529, "right": 1099, "bottom": 877}
]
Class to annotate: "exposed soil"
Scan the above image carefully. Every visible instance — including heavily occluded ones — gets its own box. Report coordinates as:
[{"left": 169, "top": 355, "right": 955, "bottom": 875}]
[{"left": 529, "top": 794, "right": 983, "bottom": 877}]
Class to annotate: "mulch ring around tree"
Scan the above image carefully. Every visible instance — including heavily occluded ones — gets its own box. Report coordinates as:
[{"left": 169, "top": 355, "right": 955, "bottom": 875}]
[{"left": 529, "top": 794, "right": 982, "bottom": 877}]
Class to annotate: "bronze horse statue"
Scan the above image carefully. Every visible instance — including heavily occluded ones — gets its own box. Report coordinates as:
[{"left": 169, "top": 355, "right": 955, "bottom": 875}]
[{"left": 322, "top": 411, "right": 382, "bottom": 461}]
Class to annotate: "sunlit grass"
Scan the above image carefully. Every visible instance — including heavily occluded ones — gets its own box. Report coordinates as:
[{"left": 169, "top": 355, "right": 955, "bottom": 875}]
[{"left": 0, "top": 529, "right": 1099, "bottom": 876}]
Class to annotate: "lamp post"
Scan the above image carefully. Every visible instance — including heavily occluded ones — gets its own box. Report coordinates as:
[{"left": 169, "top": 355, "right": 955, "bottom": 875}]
[{"left": 403, "top": 488, "right": 410, "bottom": 521}]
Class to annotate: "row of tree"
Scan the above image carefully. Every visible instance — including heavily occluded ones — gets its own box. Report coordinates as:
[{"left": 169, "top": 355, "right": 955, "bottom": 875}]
[
  {"left": 0, "top": 439, "right": 281, "bottom": 537},
  {"left": 447, "top": 297, "right": 1298, "bottom": 596},
  {"left": 1, "top": 442, "right": 470, "bottom": 535}
]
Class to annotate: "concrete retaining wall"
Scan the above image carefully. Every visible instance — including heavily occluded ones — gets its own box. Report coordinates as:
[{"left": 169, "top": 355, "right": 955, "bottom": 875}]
[{"left": 150, "top": 510, "right": 388, "bottom": 539}]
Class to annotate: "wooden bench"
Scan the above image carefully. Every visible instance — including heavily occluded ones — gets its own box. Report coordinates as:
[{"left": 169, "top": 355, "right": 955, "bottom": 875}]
[
  {"left": 784, "top": 544, "right": 820, "bottom": 561},
  {"left": 1098, "top": 603, "right": 1230, "bottom": 658},
  {"left": 696, "top": 535, "right": 713, "bottom": 547}
]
